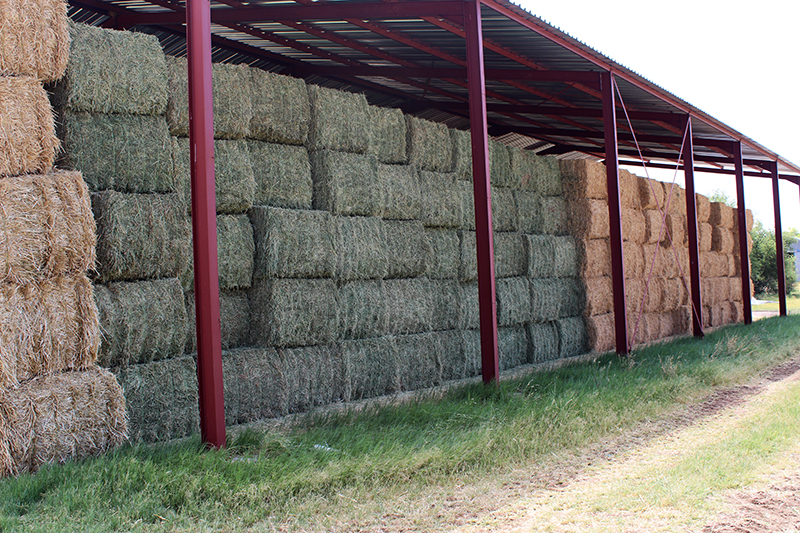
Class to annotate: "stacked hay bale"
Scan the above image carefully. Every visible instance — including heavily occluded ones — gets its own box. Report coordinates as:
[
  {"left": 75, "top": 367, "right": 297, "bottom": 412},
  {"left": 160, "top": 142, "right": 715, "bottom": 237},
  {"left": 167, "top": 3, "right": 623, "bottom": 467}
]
[
  {"left": 0, "top": 4, "right": 126, "bottom": 476},
  {"left": 701, "top": 200, "right": 747, "bottom": 327}
]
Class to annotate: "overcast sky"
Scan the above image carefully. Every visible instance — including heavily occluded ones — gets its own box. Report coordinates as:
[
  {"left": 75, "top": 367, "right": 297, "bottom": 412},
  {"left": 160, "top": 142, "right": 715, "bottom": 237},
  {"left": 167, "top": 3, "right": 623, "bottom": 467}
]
[{"left": 514, "top": 0, "right": 800, "bottom": 230}]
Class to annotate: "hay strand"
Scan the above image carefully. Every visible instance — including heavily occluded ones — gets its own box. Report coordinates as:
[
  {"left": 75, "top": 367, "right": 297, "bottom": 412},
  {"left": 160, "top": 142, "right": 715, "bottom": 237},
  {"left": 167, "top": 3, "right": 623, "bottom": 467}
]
[
  {"left": 418, "top": 170, "right": 463, "bottom": 229},
  {"left": 186, "top": 290, "right": 250, "bottom": 354},
  {"left": 425, "top": 229, "right": 459, "bottom": 279},
  {"left": 0, "top": 0, "right": 68, "bottom": 82},
  {"left": 338, "top": 280, "right": 387, "bottom": 340},
  {"left": 0, "top": 76, "right": 58, "bottom": 177},
  {"left": 382, "top": 278, "right": 433, "bottom": 335}
]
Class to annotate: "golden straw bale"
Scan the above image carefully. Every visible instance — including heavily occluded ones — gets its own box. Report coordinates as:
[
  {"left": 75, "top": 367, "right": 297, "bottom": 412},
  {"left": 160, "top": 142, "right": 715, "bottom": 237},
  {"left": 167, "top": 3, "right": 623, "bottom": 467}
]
[
  {"left": 663, "top": 183, "right": 686, "bottom": 215},
  {"left": 747, "top": 233, "right": 753, "bottom": 254},
  {"left": 580, "top": 238, "right": 611, "bottom": 278},
  {"left": 725, "top": 253, "right": 739, "bottom": 277},
  {"left": 709, "top": 202, "right": 734, "bottom": 228},
  {"left": 701, "top": 277, "right": 720, "bottom": 305},
  {"left": 559, "top": 159, "right": 607, "bottom": 200},
  {"left": 622, "top": 208, "right": 646, "bottom": 244},
  {"left": 568, "top": 198, "right": 609, "bottom": 239},
  {"left": 0, "top": 76, "right": 58, "bottom": 177},
  {"left": 712, "top": 227, "right": 734, "bottom": 254},
  {"left": 0, "top": 0, "right": 68, "bottom": 82},
  {"left": 695, "top": 193, "right": 710, "bottom": 223},
  {"left": 584, "top": 276, "right": 613, "bottom": 316},
  {"left": 729, "top": 300, "right": 744, "bottom": 323},
  {"left": 625, "top": 278, "right": 644, "bottom": 317},
  {"left": 586, "top": 313, "right": 615, "bottom": 353},
  {"left": 618, "top": 169, "right": 640, "bottom": 209},
  {"left": 639, "top": 178, "right": 665, "bottom": 210},
  {"left": 0, "top": 368, "right": 127, "bottom": 477},
  {"left": 662, "top": 213, "right": 686, "bottom": 247},
  {"left": 632, "top": 313, "right": 661, "bottom": 344},
  {"left": 729, "top": 277, "right": 744, "bottom": 302},
  {"left": 643, "top": 209, "right": 664, "bottom": 244},
  {"left": 0, "top": 170, "right": 95, "bottom": 283},
  {"left": 642, "top": 243, "right": 665, "bottom": 278},
  {"left": 661, "top": 277, "right": 687, "bottom": 311},
  {"left": 641, "top": 278, "right": 663, "bottom": 313},
  {"left": 674, "top": 306, "right": 692, "bottom": 336},
  {"left": 745, "top": 209, "right": 754, "bottom": 232},
  {"left": 624, "top": 242, "right": 644, "bottom": 279},
  {"left": 698, "top": 222, "right": 713, "bottom": 252}
]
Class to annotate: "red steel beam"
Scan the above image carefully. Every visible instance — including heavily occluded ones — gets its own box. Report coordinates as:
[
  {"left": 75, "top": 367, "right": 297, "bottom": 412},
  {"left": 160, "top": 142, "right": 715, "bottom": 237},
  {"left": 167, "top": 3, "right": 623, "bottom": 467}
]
[
  {"left": 601, "top": 71, "right": 628, "bottom": 355},
  {"left": 733, "top": 142, "right": 753, "bottom": 325},
  {"left": 682, "top": 117, "right": 703, "bottom": 336},
  {"left": 464, "top": 0, "right": 499, "bottom": 384},
  {"left": 617, "top": 160, "right": 800, "bottom": 180},
  {"left": 771, "top": 161, "right": 787, "bottom": 316},
  {"left": 186, "top": 0, "right": 226, "bottom": 449},
  {"left": 290, "top": 65, "right": 601, "bottom": 83}
]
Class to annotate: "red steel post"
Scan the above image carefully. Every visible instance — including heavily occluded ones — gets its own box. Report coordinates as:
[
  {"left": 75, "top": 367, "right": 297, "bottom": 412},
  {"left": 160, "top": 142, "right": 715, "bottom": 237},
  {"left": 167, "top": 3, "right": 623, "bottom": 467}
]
[
  {"left": 186, "top": 0, "right": 226, "bottom": 448},
  {"left": 464, "top": 0, "right": 499, "bottom": 383},
  {"left": 771, "top": 161, "right": 787, "bottom": 316},
  {"left": 733, "top": 142, "right": 753, "bottom": 325},
  {"left": 682, "top": 116, "right": 703, "bottom": 337},
  {"left": 601, "top": 71, "right": 629, "bottom": 355}
]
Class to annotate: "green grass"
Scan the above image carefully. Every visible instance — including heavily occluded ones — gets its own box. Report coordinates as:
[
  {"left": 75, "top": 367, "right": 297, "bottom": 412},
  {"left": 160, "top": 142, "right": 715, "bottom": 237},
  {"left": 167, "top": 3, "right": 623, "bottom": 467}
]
[
  {"left": 2, "top": 316, "right": 800, "bottom": 532},
  {"left": 753, "top": 292, "right": 800, "bottom": 313}
]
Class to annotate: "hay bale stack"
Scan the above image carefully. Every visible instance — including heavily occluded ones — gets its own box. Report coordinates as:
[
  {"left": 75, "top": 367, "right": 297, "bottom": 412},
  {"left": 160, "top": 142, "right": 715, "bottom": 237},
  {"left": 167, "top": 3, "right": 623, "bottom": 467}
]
[
  {"left": 307, "top": 84, "right": 369, "bottom": 153},
  {"left": 457, "top": 282, "right": 479, "bottom": 330},
  {"left": 311, "top": 150, "right": 380, "bottom": 217},
  {"left": 642, "top": 243, "right": 668, "bottom": 278},
  {"left": 425, "top": 229, "right": 459, "bottom": 279},
  {"left": 214, "top": 215, "right": 254, "bottom": 290},
  {"left": 185, "top": 290, "right": 249, "bottom": 354},
  {"left": 662, "top": 213, "right": 686, "bottom": 247},
  {"left": 559, "top": 159, "right": 608, "bottom": 200},
  {"left": 250, "top": 206, "right": 334, "bottom": 280},
  {"left": 54, "top": 22, "right": 167, "bottom": 116},
  {"left": 338, "top": 280, "right": 387, "bottom": 340},
  {"left": 580, "top": 238, "right": 611, "bottom": 278},
  {"left": 622, "top": 208, "right": 646, "bottom": 244},
  {"left": 537, "top": 196, "right": 568, "bottom": 235},
  {"left": 368, "top": 106, "right": 407, "bottom": 164},
  {"left": 335, "top": 216, "right": 388, "bottom": 282},
  {"left": 584, "top": 276, "right": 614, "bottom": 316},
  {"left": 496, "top": 277, "right": 531, "bottom": 326},
  {"left": 700, "top": 251, "right": 726, "bottom": 278},
  {"left": 450, "top": 128, "right": 472, "bottom": 180},
  {"left": 383, "top": 220, "right": 430, "bottom": 279},
  {"left": 116, "top": 355, "right": 198, "bottom": 442},
  {"left": 0, "top": 76, "right": 58, "bottom": 177},
  {"left": 531, "top": 155, "right": 563, "bottom": 196},
  {"left": 341, "top": 337, "right": 396, "bottom": 400},
  {"left": 457, "top": 180, "right": 478, "bottom": 231},
  {"left": 569, "top": 198, "right": 610, "bottom": 239},
  {"left": 498, "top": 325, "right": 528, "bottom": 370},
  {"left": 221, "top": 347, "right": 281, "bottom": 424},
  {"left": 639, "top": 178, "right": 665, "bottom": 210},
  {"left": 249, "top": 69, "right": 309, "bottom": 145},
  {"left": 699, "top": 222, "right": 713, "bottom": 252},
  {"left": 491, "top": 186, "right": 519, "bottom": 232},
  {"left": 696, "top": 193, "right": 710, "bottom": 222},
  {"left": 586, "top": 313, "right": 615, "bottom": 353},
  {"left": 618, "top": 170, "right": 640, "bottom": 209},
  {"left": 248, "top": 141, "right": 312, "bottom": 209},
  {"left": 712, "top": 227, "right": 735, "bottom": 254},
  {"left": 459, "top": 329, "right": 482, "bottom": 378},
  {"left": 729, "top": 277, "right": 744, "bottom": 302},
  {"left": 746, "top": 209, "right": 754, "bottom": 232},
  {"left": 0, "top": 0, "right": 68, "bottom": 82},
  {"left": 278, "top": 345, "right": 344, "bottom": 415},
  {"left": 0, "top": 368, "right": 127, "bottom": 476},
  {"left": 709, "top": 202, "right": 735, "bottom": 228},
  {"left": 429, "top": 280, "right": 460, "bottom": 331},
  {"left": 526, "top": 234, "right": 557, "bottom": 279},
  {"left": 0, "top": 170, "right": 95, "bottom": 283},
  {"left": 436, "top": 330, "right": 470, "bottom": 382},
  {"left": 529, "top": 278, "right": 561, "bottom": 322},
  {"left": 528, "top": 321, "right": 559, "bottom": 363},
  {"left": 664, "top": 184, "right": 686, "bottom": 216},
  {"left": 378, "top": 164, "right": 421, "bottom": 220},
  {"left": 0, "top": 275, "right": 98, "bottom": 388},
  {"left": 493, "top": 232, "right": 527, "bottom": 278},
  {"left": 382, "top": 278, "right": 433, "bottom": 335},
  {"left": 489, "top": 140, "right": 514, "bottom": 188},
  {"left": 61, "top": 112, "right": 173, "bottom": 193},
  {"left": 249, "top": 278, "right": 338, "bottom": 347},
  {"left": 406, "top": 116, "right": 454, "bottom": 172},
  {"left": 394, "top": 332, "right": 445, "bottom": 390},
  {"left": 660, "top": 278, "right": 688, "bottom": 311},
  {"left": 557, "top": 317, "right": 589, "bottom": 358},
  {"left": 418, "top": 170, "right": 463, "bottom": 228},
  {"left": 166, "top": 56, "right": 252, "bottom": 139},
  {"left": 92, "top": 191, "right": 191, "bottom": 282},
  {"left": 508, "top": 146, "right": 533, "bottom": 189},
  {"left": 643, "top": 209, "right": 665, "bottom": 244},
  {"left": 640, "top": 278, "right": 663, "bottom": 313},
  {"left": 624, "top": 242, "right": 645, "bottom": 279},
  {"left": 514, "top": 190, "right": 538, "bottom": 234},
  {"left": 95, "top": 278, "right": 186, "bottom": 368}
]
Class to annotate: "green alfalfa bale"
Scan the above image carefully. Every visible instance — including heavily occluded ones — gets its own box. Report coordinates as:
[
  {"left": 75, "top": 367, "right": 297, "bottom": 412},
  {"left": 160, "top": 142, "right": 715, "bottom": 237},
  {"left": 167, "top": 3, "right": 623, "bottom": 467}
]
[
  {"left": 514, "top": 190, "right": 539, "bottom": 234},
  {"left": 499, "top": 325, "right": 528, "bottom": 370},
  {"left": 531, "top": 154, "right": 563, "bottom": 196},
  {"left": 278, "top": 345, "right": 345, "bottom": 414},
  {"left": 382, "top": 277, "right": 433, "bottom": 335},
  {"left": 458, "top": 180, "right": 476, "bottom": 231},
  {"left": 367, "top": 105, "right": 407, "bottom": 164},
  {"left": 450, "top": 128, "right": 472, "bottom": 180},
  {"left": 489, "top": 140, "right": 513, "bottom": 188},
  {"left": 248, "top": 141, "right": 312, "bottom": 209},
  {"left": 311, "top": 150, "right": 381, "bottom": 217},
  {"left": 491, "top": 186, "right": 519, "bottom": 232},
  {"left": 436, "top": 329, "right": 470, "bottom": 382},
  {"left": 53, "top": 22, "right": 168, "bottom": 116},
  {"left": 553, "top": 236, "right": 579, "bottom": 278},
  {"left": 508, "top": 146, "right": 534, "bottom": 189},
  {"left": 418, "top": 170, "right": 463, "bottom": 228},
  {"left": 559, "top": 159, "right": 608, "bottom": 200},
  {"left": 528, "top": 321, "right": 560, "bottom": 364},
  {"left": 378, "top": 164, "right": 421, "bottom": 220},
  {"left": 307, "top": 84, "right": 369, "bottom": 153},
  {"left": 334, "top": 215, "right": 388, "bottom": 282},
  {"left": 249, "top": 206, "right": 334, "bottom": 280},
  {"left": 496, "top": 277, "right": 532, "bottom": 326},
  {"left": 555, "top": 278, "right": 585, "bottom": 318},
  {"left": 458, "top": 282, "right": 480, "bottom": 330},
  {"left": 557, "top": 316, "right": 589, "bottom": 358},
  {"left": 59, "top": 112, "right": 174, "bottom": 193},
  {"left": 458, "top": 231, "right": 478, "bottom": 283},
  {"left": 406, "top": 115, "right": 454, "bottom": 172},
  {"left": 221, "top": 347, "right": 281, "bottom": 424},
  {"left": 116, "top": 355, "right": 199, "bottom": 443},
  {"left": 529, "top": 278, "right": 561, "bottom": 322},
  {"left": 494, "top": 231, "right": 527, "bottom": 279},
  {"left": 185, "top": 290, "right": 250, "bottom": 354},
  {"left": 214, "top": 215, "right": 254, "bottom": 290},
  {"left": 95, "top": 278, "right": 187, "bottom": 368},
  {"left": 425, "top": 228, "right": 459, "bottom": 279},
  {"left": 538, "top": 195, "right": 568, "bottom": 235},
  {"left": 92, "top": 191, "right": 191, "bottom": 282},
  {"left": 249, "top": 68, "right": 310, "bottom": 145},
  {"left": 429, "top": 280, "right": 460, "bottom": 331},
  {"left": 248, "top": 278, "right": 338, "bottom": 347},
  {"left": 337, "top": 280, "right": 387, "bottom": 340},
  {"left": 459, "top": 329, "right": 482, "bottom": 378},
  {"left": 525, "top": 234, "right": 556, "bottom": 279},
  {"left": 393, "top": 332, "right": 443, "bottom": 390},
  {"left": 341, "top": 337, "right": 397, "bottom": 400},
  {"left": 383, "top": 220, "right": 430, "bottom": 279}
]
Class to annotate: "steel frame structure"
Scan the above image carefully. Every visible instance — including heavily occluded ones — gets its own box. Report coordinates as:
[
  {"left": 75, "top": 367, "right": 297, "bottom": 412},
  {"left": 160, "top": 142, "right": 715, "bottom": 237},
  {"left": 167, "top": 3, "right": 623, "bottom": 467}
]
[{"left": 66, "top": 0, "right": 800, "bottom": 446}]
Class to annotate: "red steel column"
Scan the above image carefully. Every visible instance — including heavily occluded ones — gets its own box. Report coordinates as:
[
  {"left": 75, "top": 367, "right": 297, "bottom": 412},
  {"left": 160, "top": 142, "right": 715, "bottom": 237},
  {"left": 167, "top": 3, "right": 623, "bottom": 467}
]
[
  {"left": 601, "top": 71, "right": 629, "bottom": 355},
  {"left": 464, "top": 0, "right": 499, "bottom": 383},
  {"left": 187, "top": 0, "right": 226, "bottom": 448},
  {"left": 771, "top": 161, "right": 787, "bottom": 316},
  {"left": 682, "top": 116, "right": 703, "bottom": 337},
  {"left": 733, "top": 142, "right": 752, "bottom": 325}
]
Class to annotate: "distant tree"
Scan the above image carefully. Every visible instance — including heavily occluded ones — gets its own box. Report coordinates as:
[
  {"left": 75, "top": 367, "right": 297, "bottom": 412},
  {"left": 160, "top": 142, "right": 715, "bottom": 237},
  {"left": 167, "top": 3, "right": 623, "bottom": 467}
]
[
  {"left": 749, "top": 220, "right": 798, "bottom": 295},
  {"left": 708, "top": 189, "right": 736, "bottom": 207}
]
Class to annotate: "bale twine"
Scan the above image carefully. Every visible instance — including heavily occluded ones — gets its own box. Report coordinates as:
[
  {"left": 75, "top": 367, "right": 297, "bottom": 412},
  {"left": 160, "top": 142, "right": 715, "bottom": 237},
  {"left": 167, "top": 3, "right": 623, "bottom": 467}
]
[
  {"left": 418, "top": 170, "right": 463, "bottom": 229},
  {"left": 425, "top": 228, "right": 459, "bottom": 279},
  {"left": 643, "top": 209, "right": 664, "bottom": 244},
  {"left": 498, "top": 325, "right": 528, "bottom": 370},
  {"left": 586, "top": 313, "right": 615, "bottom": 353},
  {"left": 538, "top": 196, "right": 568, "bottom": 235},
  {"left": 0, "top": 170, "right": 96, "bottom": 283},
  {"left": 249, "top": 68, "right": 309, "bottom": 145},
  {"left": 0, "top": 76, "right": 58, "bottom": 177},
  {"left": 278, "top": 345, "right": 344, "bottom": 415},
  {"left": 406, "top": 115, "right": 454, "bottom": 172},
  {"left": 185, "top": 290, "right": 249, "bottom": 354},
  {"left": 250, "top": 206, "right": 334, "bottom": 280},
  {"left": 619, "top": 170, "right": 641, "bottom": 209},
  {"left": 249, "top": 278, "right": 338, "bottom": 347},
  {"left": 557, "top": 317, "right": 589, "bottom": 358},
  {"left": 695, "top": 193, "right": 710, "bottom": 223},
  {"left": 337, "top": 280, "right": 386, "bottom": 340},
  {"left": 494, "top": 232, "right": 527, "bottom": 279},
  {"left": 311, "top": 150, "right": 380, "bottom": 217},
  {"left": 429, "top": 280, "right": 460, "bottom": 331},
  {"left": 92, "top": 191, "right": 191, "bottom": 282},
  {"left": 491, "top": 186, "right": 519, "bottom": 232},
  {"left": 559, "top": 159, "right": 608, "bottom": 200},
  {"left": 307, "top": 84, "right": 369, "bottom": 153},
  {"left": 569, "top": 198, "right": 610, "bottom": 239},
  {"left": 526, "top": 234, "right": 557, "bottom": 279},
  {"left": 709, "top": 202, "right": 734, "bottom": 229},
  {"left": 513, "top": 190, "right": 539, "bottom": 234},
  {"left": 95, "top": 278, "right": 186, "bottom": 368},
  {"left": 584, "top": 276, "right": 614, "bottom": 316},
  {"left": 450, "top": 128, "right": 472, "bottom": 181},
  {"left": 334, "top": 215, "right": 388, "bottom": 282},
  {"left": 528, "top": 321, "right": 560, "bottom": 363},
  {"left": 622, "top": 208, "right": 646, "bottom": 244},
  {"left": 639, "top": 178, "right": 665, "bottom": 210},
  {"left": 382, "top": 277, "right": 433, "bottom": 335},
  {"left": 580, "top": 238, "right": 611, "bottom": 278},
  {"left": 699, "top": 222, "right": 713, "bottom": 252},
  {"left": 0, "top": 275, "right": 98, "bottom": 388},
  {"left": 489, "top": 140, "right": 514, "bottom": 188},
  {"left": 367, "top": 105, "right": 407, "bottom": 164},
  {"left": 378, "top": 163, "right": 421, "bottom": 220},
  {"left": 221, "top": 347, "right": 281, "bottom": 424},
  {"left": 383, "top": 219, "right": 430, "bottom": 279},
  {"left": 496, "top": 277, "right": 532, "bottom": 326},
  {"left": 711, "top": 226, "right": 735, "bottom": 254},
  {"left": 0, "top": 368, "right": 127, "bottom": 477},
  {"left": 53, "top": 22, "right": 167, "bottom": 115},
  {"left": 248, "top": 141, "right": 312, "bottom": 210},
  {"left": 394, "top": 332, "right": 446, "bottom": 390},
  {"left": 0, "top": 0, "right": 68, "bottom": 82},
  {"left": 458, "top": 282, "right": 479, "bottom": 330},
  {"left": 624, "top": 242, "right": 645, "bottom": 279},
  {"left": 458, "top": 180, "right": 476, "bottom": 231}
]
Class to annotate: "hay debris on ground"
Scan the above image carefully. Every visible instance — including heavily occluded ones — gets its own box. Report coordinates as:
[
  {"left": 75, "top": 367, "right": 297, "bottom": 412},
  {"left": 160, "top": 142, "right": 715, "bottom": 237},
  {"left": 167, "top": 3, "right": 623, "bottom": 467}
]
[
  {"left": 382, "top": 278, "right": 433, "bottom": 335},
  {"left": 61, "top": 112, "right": 174, "bottom": 193},
  {"left": 53, "top": 22, "right": 167, "bottom": 115},
  {"left": 368, "top": 105, "right": 407, "bottom": 164},
  {"left": 249, "top": 68, "right": 309, "bottom": 145},
  {"left": 311, "top": 150, "right": 381, "bottom": 217},
  {"left": 418, "top": 170, "right": 463, "bottom": 229},
  {"left": 406, "top": 115, "right": 454, "bottom": 172},
  {"left": 248, "top": 141, "right": 312, "bottom": 210},
  {"left": 0, "top": 0, "right": 68, "bottom": 82},
  {"left": 383, "top": 220, "right": 430, "bottom": 279},
  {"left": 0, "top": 368, "right": 127, "bottom": 477},
  {"left": 334, "top": 215, "right": 388, "bottom": 282},
  {"left": 278, "top": 345, "right": 344, "bottom": 415},
  {"left": 429, "top": 280, "right": 460, "bottom": 331},
  {"left": 341, "top": 337, "right": 396, "bottom": 400},
  {"left": 491, "top": 186, "right": 519, "bottom": 232},
  {"left": 0, "top": 275, "right": 98, "bottom": 389},
  {"left": 579, "top": 238, "right": 611, "bottom": 278},
  {"left": 0, "top": 76, "right": 58, "bottom": 177},
  {"left": 393, "top": 332, "right": 445, "bottom": 390},
  {"left": 496, "top": 277, "right": 531, "bottom": 326},
  {"left": 249, "top": 206, "right": 334, "bottom": 280},
  {"left": 221, "top": 347, "right": 281, "bottom": 424},
  {"left": 450, "top": 128, "right": 472, "bottom": 180},
  {"left": 568, "top": 198, "right": 609, "bottom": 239},
  {"left": 559, "top": 159, "right": 608, "bottom": 199},
  {"left": 378, "top": 163, "right": 421, "bottom": 220},
  {"left": 0, "top": 170, "right": 95, "bottom": 283},
  {"left": 92, "top": 191, "right": 191, "bottom": 282},
  {"left": 586, "top": 313, "right": 615, "bottom": 353},
  {"left": 709, "top": 201, "right": 735, "bottom": 228},
  {"left": 95, "top": 278, "right": 186, "bottom": 368},
  {"left": 185, "top": 290, "right": 250, "bottom": 354},
  {"left": 337, "top": 280, "right": 387, "bottom": 340},
  {"left": 249, "top": 278, "right": 338, "bottom": 347},
  {"left": 489, "top": 140, "right": 514, "bottom": 188},
  {"left": 425, "top": 228, "right": 460, "bottom": 279},
  {"left": 528, "top": 321, "right": 560, "bottom": 364},
  {"left": 307, "top": 84, "right": 369, "bottom": 153},
  {"left": 557, "top": 316, "right": 589, "bottom": 358},
  {"left": 499, "top": 325, "right": 528, "bottom": 370}
]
